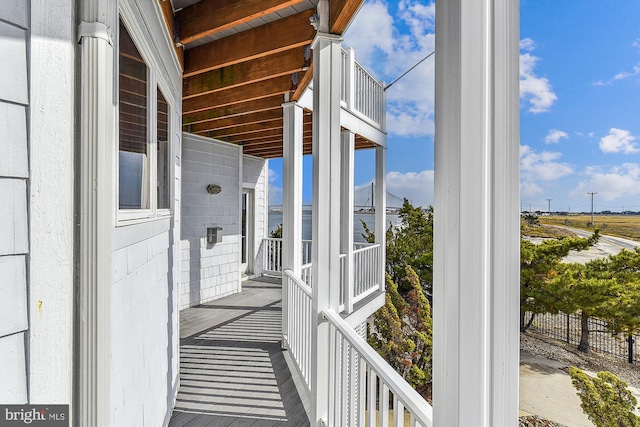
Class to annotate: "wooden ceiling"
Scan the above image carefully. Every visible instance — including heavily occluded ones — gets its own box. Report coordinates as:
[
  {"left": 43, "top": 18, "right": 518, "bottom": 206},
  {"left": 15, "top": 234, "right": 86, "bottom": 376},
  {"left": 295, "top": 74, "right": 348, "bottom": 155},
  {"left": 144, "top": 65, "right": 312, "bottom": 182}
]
[{"left": 162, "top": 0, "right": 376, "bottom": 158}]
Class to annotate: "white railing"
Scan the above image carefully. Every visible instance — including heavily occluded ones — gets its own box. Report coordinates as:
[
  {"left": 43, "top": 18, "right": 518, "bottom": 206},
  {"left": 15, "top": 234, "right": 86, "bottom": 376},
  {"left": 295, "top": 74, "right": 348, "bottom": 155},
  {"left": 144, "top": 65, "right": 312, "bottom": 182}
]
[
  {"left": 283, "top": 269, "right": 313, "bottom": 393},
  {"left": 341, "top": 243, "right": 382, "bottom": 312},
  {"left": 323, "top": 308, "right": 433, "bottom": 427},
  {"left": 263, "top": 238, "right": 283, "bottom": 275},
  {"left": 352, "top": 243, "right": 381, "bottom": 304},
  {"left": 300, "top": 262, "right": 313, "bottom": 287},
  {"left": 262, "top": 238, "right": 313, "bottom": 275},
  {"left": 302, "top": 240, "right": 312, "bottom": 265},
  {"left": 341, "top": 47, "right": 385, "bottom": 131}
]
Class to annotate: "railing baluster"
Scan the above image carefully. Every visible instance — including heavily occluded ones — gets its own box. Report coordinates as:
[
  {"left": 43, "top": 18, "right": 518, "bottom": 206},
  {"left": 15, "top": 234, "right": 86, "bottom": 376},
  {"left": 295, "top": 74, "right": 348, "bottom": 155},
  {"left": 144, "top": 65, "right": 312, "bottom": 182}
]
[
  {"left": 380, "top": 381, "right": 389, "bottom": 427},
  {"left": 368, "top": 369, "right": 377, "bottom": 427}
]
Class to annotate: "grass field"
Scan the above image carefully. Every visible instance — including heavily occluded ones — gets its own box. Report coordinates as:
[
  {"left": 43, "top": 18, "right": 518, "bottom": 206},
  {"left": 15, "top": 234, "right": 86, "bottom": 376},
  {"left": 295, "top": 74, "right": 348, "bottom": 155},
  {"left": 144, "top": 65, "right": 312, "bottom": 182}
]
[{"left": 539, "top": 214, "right": 640, "bottom": 241}]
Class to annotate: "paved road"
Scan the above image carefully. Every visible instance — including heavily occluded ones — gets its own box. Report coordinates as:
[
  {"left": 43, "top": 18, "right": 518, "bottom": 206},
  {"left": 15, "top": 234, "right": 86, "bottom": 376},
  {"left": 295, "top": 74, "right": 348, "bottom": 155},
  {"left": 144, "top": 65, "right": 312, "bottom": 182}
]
[
  {"left": 546, "top": 226, "right": 640, "bottom": 263},
  {"left": 560, "top": 226, "right": 640, "bottom": 251}
]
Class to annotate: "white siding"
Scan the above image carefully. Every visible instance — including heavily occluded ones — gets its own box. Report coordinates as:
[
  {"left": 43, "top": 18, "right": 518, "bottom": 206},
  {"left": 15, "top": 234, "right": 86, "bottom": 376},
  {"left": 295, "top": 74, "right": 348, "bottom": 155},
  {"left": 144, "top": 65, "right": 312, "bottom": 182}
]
[
  {"left": 0, "top": 0, "right": 29, "bottom": 406},
  {"left": 180, "top": 134, "right": 242, "bottom": 309},
  {"left": 108, "top": 2, "right": 182, "bottom": 425},
  {"left": 243, "top": 155, "right": 269, "bottom": 274}
]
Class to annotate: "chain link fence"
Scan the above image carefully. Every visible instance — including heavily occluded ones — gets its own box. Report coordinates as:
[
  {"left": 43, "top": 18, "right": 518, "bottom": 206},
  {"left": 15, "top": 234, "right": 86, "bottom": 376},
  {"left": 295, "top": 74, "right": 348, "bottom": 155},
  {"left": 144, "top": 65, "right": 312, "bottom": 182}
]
[{"left": 526, "top": 311, "right": 639, "bottom": 363}]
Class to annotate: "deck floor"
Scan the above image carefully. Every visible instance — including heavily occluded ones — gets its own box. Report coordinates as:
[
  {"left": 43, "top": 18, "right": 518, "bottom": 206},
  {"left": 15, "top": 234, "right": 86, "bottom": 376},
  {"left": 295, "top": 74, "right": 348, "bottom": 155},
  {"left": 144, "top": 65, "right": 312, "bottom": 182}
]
[{"left": 169, "top": 277, "right": 310, "bottom": 427}]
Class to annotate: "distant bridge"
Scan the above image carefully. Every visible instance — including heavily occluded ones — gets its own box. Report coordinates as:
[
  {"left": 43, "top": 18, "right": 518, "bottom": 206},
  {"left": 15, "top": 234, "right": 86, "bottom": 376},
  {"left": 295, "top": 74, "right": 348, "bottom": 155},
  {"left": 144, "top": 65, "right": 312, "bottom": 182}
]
[{"left": 270, "top": 184, "right": 405, "bottom": 211}]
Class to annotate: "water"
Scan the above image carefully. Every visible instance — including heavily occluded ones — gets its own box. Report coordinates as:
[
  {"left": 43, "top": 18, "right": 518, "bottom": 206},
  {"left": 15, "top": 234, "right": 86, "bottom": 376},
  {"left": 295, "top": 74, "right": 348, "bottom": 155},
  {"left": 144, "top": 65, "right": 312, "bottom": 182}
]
[{"left": 268, "top": 209, "right": 399, "bottom": 243}]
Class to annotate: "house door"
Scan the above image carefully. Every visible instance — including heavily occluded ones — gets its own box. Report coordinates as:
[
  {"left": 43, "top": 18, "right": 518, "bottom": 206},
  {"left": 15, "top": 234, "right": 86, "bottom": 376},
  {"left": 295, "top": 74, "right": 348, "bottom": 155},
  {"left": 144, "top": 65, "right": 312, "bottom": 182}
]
[{"left": 241, "top": 190, "right": 254, "bottom": 275}]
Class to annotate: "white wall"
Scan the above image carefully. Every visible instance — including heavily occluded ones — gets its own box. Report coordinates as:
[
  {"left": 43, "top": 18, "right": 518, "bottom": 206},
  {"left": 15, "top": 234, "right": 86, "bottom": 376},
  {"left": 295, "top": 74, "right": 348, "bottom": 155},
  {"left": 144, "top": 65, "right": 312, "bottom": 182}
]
[
  {"left": 243, "top": 155, "right": 269, "bottom": 275},
  {"left": 108, "top": 2, "right": 182, "bottom": 425},
  {"left": 0, "top": 2, "right": 30, "bottom": 404},
  {"left": 29, "top": 0, "right": 76, "bottom": 406},
  {"left": 180, "top": 134, "right": 244, "bottom": 309}
]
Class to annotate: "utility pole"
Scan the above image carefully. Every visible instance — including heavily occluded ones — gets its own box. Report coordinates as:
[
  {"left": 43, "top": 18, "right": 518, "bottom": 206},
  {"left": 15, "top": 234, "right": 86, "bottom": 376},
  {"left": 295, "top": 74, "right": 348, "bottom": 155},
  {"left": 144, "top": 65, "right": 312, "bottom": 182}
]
[
  {"left": 546, "top": 198, "right": 552, "bottom": 216},
  {"left": 588, "top": 192, "right": 597, "bottom": 226}
]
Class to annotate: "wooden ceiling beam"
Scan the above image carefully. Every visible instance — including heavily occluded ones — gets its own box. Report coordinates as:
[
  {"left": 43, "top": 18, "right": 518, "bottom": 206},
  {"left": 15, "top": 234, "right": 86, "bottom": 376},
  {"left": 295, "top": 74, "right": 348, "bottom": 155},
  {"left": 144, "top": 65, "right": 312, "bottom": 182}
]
[
  {"left": 291, "top": 65, "right": 313, "bottom": 102},
  {"left": 208, "top": 119, "right": 285, "bottom": 138},
  {"left": 183, "top": 75, "right": 294, "bottom": 115},
  {"left": 183, "top": 9, "right": 316, "bottom": 77},
  {"left": 188, "top": 109, "right": 283, "bottom": 134},
  {"left": 183, "top": 47, "right": 307, "bottom": 99},
  {"left": 177, "top": 0, "right": 309, "bottom": 45},
  {"left": 330, "top": 0, "right": 364, "bottom": 34},
  {"left": 183, "top": 95, "right": 283, "bottom": 126}
]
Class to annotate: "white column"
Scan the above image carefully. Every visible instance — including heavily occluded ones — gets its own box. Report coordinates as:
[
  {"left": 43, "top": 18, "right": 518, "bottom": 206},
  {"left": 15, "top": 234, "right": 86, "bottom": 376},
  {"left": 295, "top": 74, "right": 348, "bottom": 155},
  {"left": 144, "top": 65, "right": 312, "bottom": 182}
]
[
  {"left": 282, "top": 100, "right": 304, "bottom": 344},
  {"left": 374, "top": 146, "right": 387, "bottom": 293},
  {"left": 77, "top": 2, "right": 118, "bottom": 425},
  {"left": 310, "top": 31, "right": 343, "bottom": 426},
  {"left": 433, "top": 0, "right": 520, "bottom": 426},
  {"left": 340, "top": 130, "right": 355, "bottom": 313}
]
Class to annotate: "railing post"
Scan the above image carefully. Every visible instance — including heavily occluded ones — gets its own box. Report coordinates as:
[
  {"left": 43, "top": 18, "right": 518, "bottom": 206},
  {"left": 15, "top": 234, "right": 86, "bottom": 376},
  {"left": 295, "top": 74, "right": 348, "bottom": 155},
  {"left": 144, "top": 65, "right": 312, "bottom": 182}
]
[
  {"left": 341, "top": 130, "right": 355, "bottom": 313},
  {"left": 347, "top": 47, "right": 356, "bottom": 111},
  {"left": 375, "top": 146, "right": 386, "bottom": 293},
  {"left": 311, "top": 26, "right": 343, "bottom": 426},
  {"left": 282, "top": 100, "right": 304, "bottom": 347}
]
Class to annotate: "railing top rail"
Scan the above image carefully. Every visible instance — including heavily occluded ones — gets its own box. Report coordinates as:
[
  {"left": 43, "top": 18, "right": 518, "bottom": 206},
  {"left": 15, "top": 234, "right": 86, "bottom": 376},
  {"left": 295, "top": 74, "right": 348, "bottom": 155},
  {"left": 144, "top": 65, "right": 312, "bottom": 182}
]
[
  {"left": 284, "top": 269, "right": 312, "bottom": 298},
  {"left": 353, "top": 242, "right": 381, "bottom": 254},
  {"left": 354, "top": 59, "right": 384, "bottom": 88},
  {"left": 342, "top": 47, "right": 384, "bottom": 87},
  {"left": 322, "top": 308, "right": 434, "bottom": 426},
  {"left": 264, "top": 237, "right": 282, "bottom": 242}
]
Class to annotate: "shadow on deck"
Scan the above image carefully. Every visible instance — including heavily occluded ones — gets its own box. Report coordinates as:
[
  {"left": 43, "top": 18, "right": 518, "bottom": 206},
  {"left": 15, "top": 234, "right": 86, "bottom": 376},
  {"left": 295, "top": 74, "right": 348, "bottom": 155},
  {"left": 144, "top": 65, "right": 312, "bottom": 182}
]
[{"left": 169, "top": 277, "right": 310, "bottom": 427}]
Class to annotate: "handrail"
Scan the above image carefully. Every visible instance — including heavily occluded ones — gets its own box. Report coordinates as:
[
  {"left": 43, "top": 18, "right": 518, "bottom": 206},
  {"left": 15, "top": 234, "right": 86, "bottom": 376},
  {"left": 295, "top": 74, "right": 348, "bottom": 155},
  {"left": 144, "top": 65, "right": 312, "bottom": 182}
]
[
  {"left": 323, "top": 308, "right": 434, "bottom": 426},
  {"left": 353, "top": 242, "right": 380, "bottom": 255},
  {"left": 283, "top": 269, "right": 313, "bottom": 391},
  {"left": 287, "top": 268, "right": 312, "bottom": 297}
]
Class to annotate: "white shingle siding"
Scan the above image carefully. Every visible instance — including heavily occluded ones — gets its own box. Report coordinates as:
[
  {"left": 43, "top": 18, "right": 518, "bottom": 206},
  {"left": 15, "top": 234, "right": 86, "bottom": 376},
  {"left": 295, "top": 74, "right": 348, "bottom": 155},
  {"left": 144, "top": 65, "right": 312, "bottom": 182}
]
[
  {"left": 111, "top": 236, "right": 172, "bottom": 427},
  {"left": 0, "top": 332, "right": 27, "bottom": 403},
  {"left": 0, "top": 1, "right": 29, "bottom": 406},
  {"left": 180, "top": 134, "right": 244, "bottom": 309},
  {"left": 242, "top": 154, "right": 269, "bottom": 274}
]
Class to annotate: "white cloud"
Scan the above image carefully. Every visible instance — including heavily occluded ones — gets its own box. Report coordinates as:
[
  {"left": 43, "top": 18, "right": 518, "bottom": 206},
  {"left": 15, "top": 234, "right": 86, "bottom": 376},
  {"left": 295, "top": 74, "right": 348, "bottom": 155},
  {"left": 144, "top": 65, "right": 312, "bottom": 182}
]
[
  {"left": 570, "top": 164, "right": 640, "bottom": 201},
  {"left": 520, "top": 145, "right": 573, "bottom": 198},
  {"left": 386, "top": 170, "right": 434, "bottom": 207},
  {"left": 520, "top": 181, "right": 543, "bottom": 198},
  {"left": 613, "top": 64, "right": 640, "bottom": 81},
  {"left": 267, "top": 167, "right": 282, "bottom": 204},
  {"left": 520, "top": 38, "right": 536, "bottom": 52},
  {"left": 344, "top": 1, "right": 436, "bottom": 137},
  {"left": 545, "top": 129, "right": 568, "bottom": 144},
  {"left": 599, "top": 128, "right": 639, "bottom": 154},
  {"left": 520, "top": 145, "right": 573, "bottom": 181},
  {"left": 520, "top": 42, "right": 558, "bottom": 113},
  {"left": 634, "top": 38, "right": 640, "bottom": 51}
]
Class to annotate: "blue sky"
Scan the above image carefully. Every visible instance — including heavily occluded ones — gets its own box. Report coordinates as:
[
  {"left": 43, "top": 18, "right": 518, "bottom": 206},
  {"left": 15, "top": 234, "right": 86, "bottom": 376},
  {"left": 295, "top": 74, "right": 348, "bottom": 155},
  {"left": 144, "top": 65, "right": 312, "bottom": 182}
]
[{"left": 269, "top": 0, "right": 640, "bottom": 212}]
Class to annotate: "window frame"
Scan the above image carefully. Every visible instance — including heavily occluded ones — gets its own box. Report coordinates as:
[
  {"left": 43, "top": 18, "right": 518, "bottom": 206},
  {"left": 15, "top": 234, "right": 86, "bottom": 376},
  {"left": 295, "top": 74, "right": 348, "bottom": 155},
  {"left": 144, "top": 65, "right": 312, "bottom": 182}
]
[{"left": 116, "top": 13, "right": 174, "bottom": 225}]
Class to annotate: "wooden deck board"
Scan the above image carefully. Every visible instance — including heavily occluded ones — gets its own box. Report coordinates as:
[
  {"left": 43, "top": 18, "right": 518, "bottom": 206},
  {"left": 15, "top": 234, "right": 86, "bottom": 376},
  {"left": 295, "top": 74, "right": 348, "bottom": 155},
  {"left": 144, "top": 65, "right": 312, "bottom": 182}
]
[{"left": 169, "top": 277, "right": 310, "bottom": 427}]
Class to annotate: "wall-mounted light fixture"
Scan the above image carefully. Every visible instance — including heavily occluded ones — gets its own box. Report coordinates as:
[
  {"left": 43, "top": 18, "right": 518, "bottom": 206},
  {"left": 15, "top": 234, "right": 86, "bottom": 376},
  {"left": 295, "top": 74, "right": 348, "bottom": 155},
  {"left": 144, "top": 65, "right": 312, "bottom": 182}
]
[{"left": 206, "top": 184, "right": 222, "bottom": 195}]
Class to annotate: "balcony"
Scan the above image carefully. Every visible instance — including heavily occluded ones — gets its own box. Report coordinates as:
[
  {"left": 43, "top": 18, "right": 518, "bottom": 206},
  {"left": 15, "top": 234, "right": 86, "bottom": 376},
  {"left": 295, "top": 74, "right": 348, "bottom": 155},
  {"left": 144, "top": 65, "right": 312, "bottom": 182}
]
[
  {"left": 169, "top": 277, "right": 433, "bottom": 427},
  {"left": 260, "top": 238, "right": 384, "bottom": 315}
]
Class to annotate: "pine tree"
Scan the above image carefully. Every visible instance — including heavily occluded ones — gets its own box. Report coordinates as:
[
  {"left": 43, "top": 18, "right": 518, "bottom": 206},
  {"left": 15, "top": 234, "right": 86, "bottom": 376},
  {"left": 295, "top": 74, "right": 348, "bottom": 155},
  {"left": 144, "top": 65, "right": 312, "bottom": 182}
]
[
  {"left": 520, "top": 232, "right": 598, "bottom": 332},
  {"left": 368, "top": 266, "right": 433, "bottom": 400},
  {"left": 569, "top": 367, "right": 640, "bottom": 427},
  {"left": 362, "top": 199, "right": 434, "bottom": 294}
]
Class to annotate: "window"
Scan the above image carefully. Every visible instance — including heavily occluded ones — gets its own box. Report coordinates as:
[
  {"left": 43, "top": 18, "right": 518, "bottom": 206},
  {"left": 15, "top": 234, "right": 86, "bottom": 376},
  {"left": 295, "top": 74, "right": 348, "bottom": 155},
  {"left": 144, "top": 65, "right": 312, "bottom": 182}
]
[
  {"left": 157, "top": 88, "right": 170, "bottom": 209},
  {"left": 118, "top": 18, "right": 172, "bottom": 219}
]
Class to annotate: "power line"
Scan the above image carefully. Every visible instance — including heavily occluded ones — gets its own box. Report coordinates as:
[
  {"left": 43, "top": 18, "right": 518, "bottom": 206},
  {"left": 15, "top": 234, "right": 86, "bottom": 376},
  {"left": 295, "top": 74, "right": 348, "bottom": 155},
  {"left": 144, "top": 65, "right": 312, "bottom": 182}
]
[{"left": 385, "top": 50, "right": 435, "bottom": 91}]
